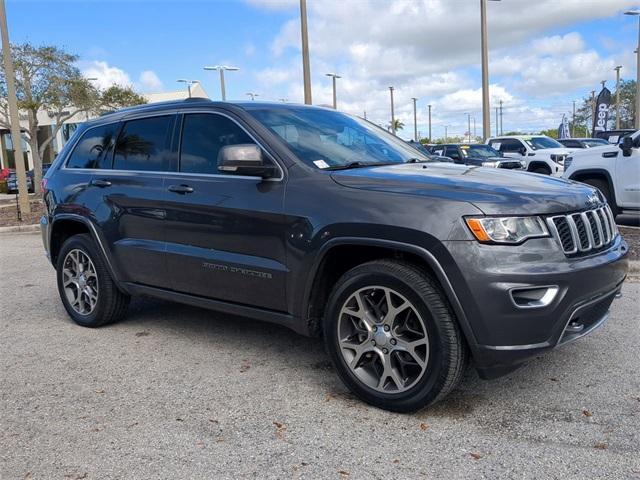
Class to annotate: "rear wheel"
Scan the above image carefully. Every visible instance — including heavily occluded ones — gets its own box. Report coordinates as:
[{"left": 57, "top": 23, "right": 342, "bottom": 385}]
[
  {"left": 582, "top": 178, "right": 619, "bottom": 217},
  {"left": 323, "top": 260, "right": 467, "bottom": 412},
  {"left": 530, "top": 165, "right": 551, "bottom": 175},
  {"left": 56, "top": 234, "right": 129, "bottom": 327}
]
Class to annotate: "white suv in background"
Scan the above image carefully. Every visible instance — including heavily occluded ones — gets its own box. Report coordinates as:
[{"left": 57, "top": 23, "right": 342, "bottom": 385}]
[
  {"left": 563, "top": 131, "right": 640, "bottom": 217},
  {"left": 486, "top": 135, "right": 573, "bottom": 176}
]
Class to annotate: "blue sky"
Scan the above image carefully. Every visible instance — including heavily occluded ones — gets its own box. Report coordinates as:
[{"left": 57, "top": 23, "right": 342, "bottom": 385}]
[{"left": 7, "top": 0, "right": 640, "bottom": 138}]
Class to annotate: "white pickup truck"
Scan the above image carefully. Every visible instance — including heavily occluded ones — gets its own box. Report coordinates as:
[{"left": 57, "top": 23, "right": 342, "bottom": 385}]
[
  {"left": 563, "top": 130, "right": 640, "bottom": 217},
  {"left": 486, "top": 135, "right": 572, "bottom": 177}
]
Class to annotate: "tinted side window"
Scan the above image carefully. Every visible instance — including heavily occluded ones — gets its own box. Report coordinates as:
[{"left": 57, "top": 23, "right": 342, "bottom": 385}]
[
  {"left": 180, "top": 113, "right": 255, "bottom": 175},
  {"left": 66, "top": 123, "right": 119, "bottom": 169},
  {"left": 113, "top": 116, "right": 174, "bottom": 171},
  {"left": 444, "top": 146, "right": 460, "bottom": 159},
  {"left": 500, "top": 139, "right": 522, "bottom": 153}
]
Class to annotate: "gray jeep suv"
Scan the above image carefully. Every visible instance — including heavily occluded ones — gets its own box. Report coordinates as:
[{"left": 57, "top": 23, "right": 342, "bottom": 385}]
[{"left": 40, "top": 100, "right": 629, "bottom": 412}]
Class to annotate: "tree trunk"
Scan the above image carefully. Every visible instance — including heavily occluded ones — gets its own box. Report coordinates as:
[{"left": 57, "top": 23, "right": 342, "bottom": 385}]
[{"left": 27, "top": 109, "right": 42, "bottom": 195}]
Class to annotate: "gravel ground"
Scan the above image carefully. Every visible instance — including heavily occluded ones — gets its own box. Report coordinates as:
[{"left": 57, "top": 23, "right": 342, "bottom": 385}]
[{"left": 1, "top": 232, "right": 639, "bottom": 480}]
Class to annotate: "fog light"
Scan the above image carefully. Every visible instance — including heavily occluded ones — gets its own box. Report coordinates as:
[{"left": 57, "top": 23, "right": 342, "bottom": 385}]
[{"left": 510, "top": 286, "right": 559, "bottom": 309}]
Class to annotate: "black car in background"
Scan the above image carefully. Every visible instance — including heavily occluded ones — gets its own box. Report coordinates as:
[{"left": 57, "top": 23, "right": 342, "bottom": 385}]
[
  {"left": 406, "top": 140, "right": 453, "bottom": 162},
  {"left": 593, "top": 129, "right": 636, "bottom": 144},
  {"left": 431, "top": 143, "right": 523, "bottom": 169},
  {"left": 558, "top": 138, "right": 609, "bottom": 149},
  {"left": 6, "top": 171, "right": 34, "bottom": 193}
]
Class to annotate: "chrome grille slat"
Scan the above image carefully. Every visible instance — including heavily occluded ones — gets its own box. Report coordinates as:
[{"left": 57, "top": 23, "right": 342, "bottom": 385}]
[{"left": 548, "top": 204, "right": 618, "bottom": 257}]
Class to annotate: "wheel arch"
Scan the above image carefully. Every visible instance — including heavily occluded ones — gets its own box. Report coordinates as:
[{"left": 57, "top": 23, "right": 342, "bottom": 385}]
[
  {"left": 568, "top": 168, "right": 617, "bottom": 207},
  {"left": 527, "top": 161, "right": 552, "bottom": 174},
  {"left": 50, "top": 214, "right": 127, "bottom": 293},
  {"left": 302, "top": 237, "right": 478, "bottom": 350}
]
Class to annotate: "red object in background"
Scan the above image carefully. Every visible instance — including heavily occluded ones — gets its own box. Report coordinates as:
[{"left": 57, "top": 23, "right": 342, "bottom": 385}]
[{"left": 0, "top": 168, "right": 10, "bottom": 180}]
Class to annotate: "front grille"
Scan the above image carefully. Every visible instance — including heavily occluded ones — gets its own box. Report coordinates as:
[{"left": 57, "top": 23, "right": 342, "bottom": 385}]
[
  {"left": 547, "top": 205, "right": 618, "bottom": 256},
  {"left": 497, "top": 161, "right": 523, "bottom": 170},
  {"left": 550, "top": 154, "right": 567, "bottom": 165}
]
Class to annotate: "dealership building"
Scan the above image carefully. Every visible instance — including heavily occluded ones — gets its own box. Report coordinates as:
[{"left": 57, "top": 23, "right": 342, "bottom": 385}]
[{"left": 0, "top": 83, "right": 209, "bottom": 171}]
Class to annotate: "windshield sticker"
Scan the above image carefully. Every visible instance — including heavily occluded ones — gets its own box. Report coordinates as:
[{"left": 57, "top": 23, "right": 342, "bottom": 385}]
[
  {"left": 492, "top": 142, "right": 501, "bottom": 150},
  {"left": 313, "top": 159, "right": 330, "bottom": 169}
]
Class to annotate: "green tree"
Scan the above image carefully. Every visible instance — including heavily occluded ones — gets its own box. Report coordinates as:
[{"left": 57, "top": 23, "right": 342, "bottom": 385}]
[
  {"left": 0, "top": 43, "right": 146, "bottom": 193},
  {"left": 610, "top": 79, "right": 636, "bottom": 129},
  {"left": 539, "top": 128, "right": 558, "bottom": 139},
  {"left": 388, "top": 118, "right": 404, "bottom": 132}
]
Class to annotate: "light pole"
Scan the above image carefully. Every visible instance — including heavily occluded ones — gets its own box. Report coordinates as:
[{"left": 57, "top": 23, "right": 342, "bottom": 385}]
[
  {"left": 177, "top": 79, "right": 199, "bottom": 98},
  {"left": 572, "top": 100, "right": 576, "bottom": 137},
  {"left": 0, "top": 0, "right": 29, "bottom": 212},
  {"left": 325, "top": 73, "right": 341, "bottom": 109},
  {"left": 444, "top": 125, "right": 449, "bottom": 140},
  {"left": 411, "top": 97, "right": 418, "bottom": 141},
  {"left": 590, "top": 90, "right": 596, "bottom": 136},
  {"left": 389, "top": 86, "right": 395, "bottom": 135},
  {"left": 465, "top": 113, "right": 471, "bottom": 143},
  {"left": 246, "top": 92, "right": 259, "bottom": 101},
  {"left": 480, "top": 0, "right": 501, "bottom": 141},
  {"left": 473, "top": 116, "right": 476, "bottom": 140},
  {"left": 427, "top": 104, "right": 432, "bottom": 141},
  {"left": 499, "top": 99, "right": 503, "bottom": 135},
  {"left": 203, "top": 65, "right": 239, "bottom": 101},
  {"left": 300, "top": 0, "right": 312, "bottom": 104},
  {"left": 495, "top": 106, "right": 499, "bottom": 136},
  {"left": 625, "top": 10, "right": 640, "bottom": 128},
  {"left": 614, "top": 65, "right": 622, "bottom": 129}
]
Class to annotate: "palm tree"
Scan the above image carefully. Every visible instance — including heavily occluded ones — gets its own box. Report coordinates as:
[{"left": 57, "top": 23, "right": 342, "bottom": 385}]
[{"left": 388, "top": 118, "right": 405, "bottom": 132}]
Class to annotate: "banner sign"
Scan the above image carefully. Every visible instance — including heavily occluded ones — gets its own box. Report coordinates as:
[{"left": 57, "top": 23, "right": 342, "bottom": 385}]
[
  {"left": 557, "top": 114, "right": 570, "bottom": 139},
  {"left": 592, "top": 87, "right": 612, "bottom": 136}
]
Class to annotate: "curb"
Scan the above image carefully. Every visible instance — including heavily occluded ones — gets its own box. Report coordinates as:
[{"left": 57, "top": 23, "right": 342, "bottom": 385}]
[{"left": 0, "top": 223, "right": 40, "bottom": 234}]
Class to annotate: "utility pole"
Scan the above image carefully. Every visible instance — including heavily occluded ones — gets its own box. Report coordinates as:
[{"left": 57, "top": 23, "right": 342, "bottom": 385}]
[
  {"left": 411, "top": 97, "right": 418, "bottom": 141},
  {"left": 389, "top": 86, "right": 395, "bottom": 135},
  {"left": 480, "top": 0, "right": 501, "bottom": 140},
  {"left": 427, "top": 104, "right": 432, "bottom": 141},
  {"left": 0, "top": 0, "right": 29, "bottom": 214},
  {"left": 572, "top": 100, "right": 576, "bottom": 137},
  {"left": 499, "top": 99, "right": 503, "bottom": 135},
  {"left": 495, "top": 107, "right": 499, "bottom": 136},
  {"left": 300, "top": 0, "right": 312, "bottom": 105},
  {"left": 444, "top": 125, "right": 449, "bottom": 140},
  {"left": 326, "top": 73, "right": 340, "bottom": 109},
  {"left": 363, "top": 110, "right": 367, "bottom": 120},
  {"left": 614, "top": 65, "right": 622, "bottom": 129},
  {"left": 626, "top": 10, "right": 640, "bottom": 128},
  {"left": 466, "top": 113, "right": 471, "bottom": 143},
  {"left": 473, "top": 117, "right": 476, "bottom": 140}
]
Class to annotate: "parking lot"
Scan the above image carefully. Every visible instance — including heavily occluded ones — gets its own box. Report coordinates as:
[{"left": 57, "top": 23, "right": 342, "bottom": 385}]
[{"left": 1, "top": 231, "right": 639, "bottom": 479}]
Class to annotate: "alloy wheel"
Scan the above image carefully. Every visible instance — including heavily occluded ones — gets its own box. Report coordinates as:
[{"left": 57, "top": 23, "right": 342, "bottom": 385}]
[
  {"left": 62, "top": 249, "right": 99, "bottom": 315},
  {"left": 337, "top": 286, "right": 429, "bottom": 393}
]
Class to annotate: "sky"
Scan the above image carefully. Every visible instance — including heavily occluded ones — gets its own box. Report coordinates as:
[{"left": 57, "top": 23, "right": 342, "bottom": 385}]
[{"left": 7, "top": 0, "right": 640, "bottom": 139}]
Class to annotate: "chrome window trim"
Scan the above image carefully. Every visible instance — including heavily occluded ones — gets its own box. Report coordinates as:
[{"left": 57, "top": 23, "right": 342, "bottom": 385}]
[{"left": 61, "top": 109, "right": 286, "bottom": 183}]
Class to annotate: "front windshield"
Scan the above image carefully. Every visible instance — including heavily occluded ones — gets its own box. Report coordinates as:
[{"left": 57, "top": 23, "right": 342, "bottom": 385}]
[
  {"left": 246, "top": 106, "right": 430, "bottom": 168},
  {"left": 524, "top": 136, "right": 563, "bottom": 150},
  {"left": 461, "top": 144, "right": 501, "bottom": 158}
]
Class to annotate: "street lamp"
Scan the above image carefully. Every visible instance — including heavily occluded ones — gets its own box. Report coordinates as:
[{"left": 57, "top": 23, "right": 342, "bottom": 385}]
[
  {"left": 203, "top": 65, "right": 239, "bottom": 101},
  {"left": 246, "top": 92, "right": 259, "bottom": 101},
  {"left": 480, "top": 0, "right": 501, "bottom": 141},
  {"left": 614, "top": 65, "right": 622, "bottom": 129},
  {"left": 411, "top": 97, "right": 418, "bottom": 141},
  {"left": 427, "top": 104, "right": 432, "bottom": 141},
  {"left": 444, "top": 125, "right": 449, "bottom": 140},
  {"left": 465, "top": 113, "right": 471, "bottom": 142},
  {"left": 389, "top": 86, "right": 396, "bottom": 135},
  {"left": 177, "top": 79, "right": 199, "bottom": 98},
  {"left": 625, "top": 10, "right": 640, "bottom": 128},
  {"left": 325, "top": 73, "right": 341, "bottom": 109}
]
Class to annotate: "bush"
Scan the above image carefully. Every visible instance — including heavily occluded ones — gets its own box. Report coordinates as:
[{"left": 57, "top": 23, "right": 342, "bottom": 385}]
[{"left": 0, "top": 180, "right": 7, "bottom": 194}]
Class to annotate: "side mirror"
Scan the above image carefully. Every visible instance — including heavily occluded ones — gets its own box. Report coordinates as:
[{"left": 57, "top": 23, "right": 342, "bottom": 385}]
[
  {"left": 218, "top": 144, "right": 278, "bottom": 178},
  {"left": 619, "top": 136, "right": 634, "bottom": 157}
]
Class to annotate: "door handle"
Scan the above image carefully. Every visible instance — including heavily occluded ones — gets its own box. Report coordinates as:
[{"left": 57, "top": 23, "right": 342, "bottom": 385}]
[
  {"left": 168, "top": 184, "right": 194, "bottom": 194},
  {"left": 90, "top": 179, "right": 112, "bottom": 187}
]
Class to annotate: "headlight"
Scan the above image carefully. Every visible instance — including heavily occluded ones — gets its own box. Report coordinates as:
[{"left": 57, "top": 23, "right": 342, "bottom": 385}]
[
  {"left": 481, "top": 161, "right": 499, "bottom": 167},
  {"left": 465, "top": 216, "right": 549, "bottom": 244}
]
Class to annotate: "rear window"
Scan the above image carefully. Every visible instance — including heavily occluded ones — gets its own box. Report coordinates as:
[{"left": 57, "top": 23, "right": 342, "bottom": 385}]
[
  {"left": 66, "top": 123, "right": 120, "bottom": 169},
  {"left": 113, "top": 116, "right": 174, "bottom": 172}
]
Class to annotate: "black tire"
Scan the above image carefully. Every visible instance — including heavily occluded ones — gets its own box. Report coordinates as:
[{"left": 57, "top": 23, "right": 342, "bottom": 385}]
[
  {"left": 582, "top": 178, "right": 619, "bottom": 217},
  {"left": 531, "top": 166, "right": 551, "bottom": 175},
  {"left": 323, "top": 260, "right": 467, "bottom": 413},
  {"left": 56, "top": 233, "right": 130, "bottom": 327}
]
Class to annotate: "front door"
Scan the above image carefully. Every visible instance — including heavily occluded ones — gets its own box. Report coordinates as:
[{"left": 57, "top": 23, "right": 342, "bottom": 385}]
[
  {"left": 163, "top": 111, "right": 288, "bottom": 312},
  {"left": 616, "top": 139, "right": 640, "bottom": 207}
]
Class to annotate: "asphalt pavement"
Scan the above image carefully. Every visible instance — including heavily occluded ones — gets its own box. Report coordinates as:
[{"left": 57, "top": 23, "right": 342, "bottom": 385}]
[{"left": 1, "top": 232, "right": 639, "bottom": 480}]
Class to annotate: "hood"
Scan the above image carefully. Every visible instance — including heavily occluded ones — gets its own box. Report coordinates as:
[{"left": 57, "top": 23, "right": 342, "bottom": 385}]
[
  {"left": 535, "top": 147, "right": 573, "bottom": 156},
  {"left": 570, "top": 144, "right": 617, "bottom": 158},
  {"left": 331, "top": 163, "right": 600, "bottom": 215}
]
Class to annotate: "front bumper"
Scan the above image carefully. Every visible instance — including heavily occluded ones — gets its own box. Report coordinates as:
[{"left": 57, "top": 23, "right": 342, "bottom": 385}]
[{"left": 442, "top": 234, "right": 628, "bottom": 376}]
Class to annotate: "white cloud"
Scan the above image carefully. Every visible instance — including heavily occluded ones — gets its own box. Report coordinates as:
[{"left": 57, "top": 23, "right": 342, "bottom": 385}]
[
  {"left": 82, "top": 60, "right": 132, "bottom": 89},
  {"left": 138, "top": 70, "right": 163, "bottom": 92}
]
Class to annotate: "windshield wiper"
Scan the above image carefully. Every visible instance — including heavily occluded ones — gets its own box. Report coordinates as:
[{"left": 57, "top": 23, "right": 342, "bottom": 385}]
[{"left": 323, "top": 161, "right": 397, "bottom": 171}]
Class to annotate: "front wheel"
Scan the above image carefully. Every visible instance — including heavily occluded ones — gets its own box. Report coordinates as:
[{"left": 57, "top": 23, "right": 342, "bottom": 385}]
[{"left": 323, "top": 260, "right": 467, "bottom": 412}]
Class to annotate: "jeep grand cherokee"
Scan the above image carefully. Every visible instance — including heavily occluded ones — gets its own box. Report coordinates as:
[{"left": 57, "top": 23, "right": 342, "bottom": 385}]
[{"left": 40, "top": 100, "right": 629, "bottom": 412}]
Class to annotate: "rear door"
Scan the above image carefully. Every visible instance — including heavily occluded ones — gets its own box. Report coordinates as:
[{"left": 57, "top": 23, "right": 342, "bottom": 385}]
[
  {"left": 616, "top": 137, "right": 640, "bottom": 207},
  {"left": 163, "top": 110, "right": 288, "bottom": 311},
  {"left": 89, "top": 113, "right": 176, "bottom": 288}
]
